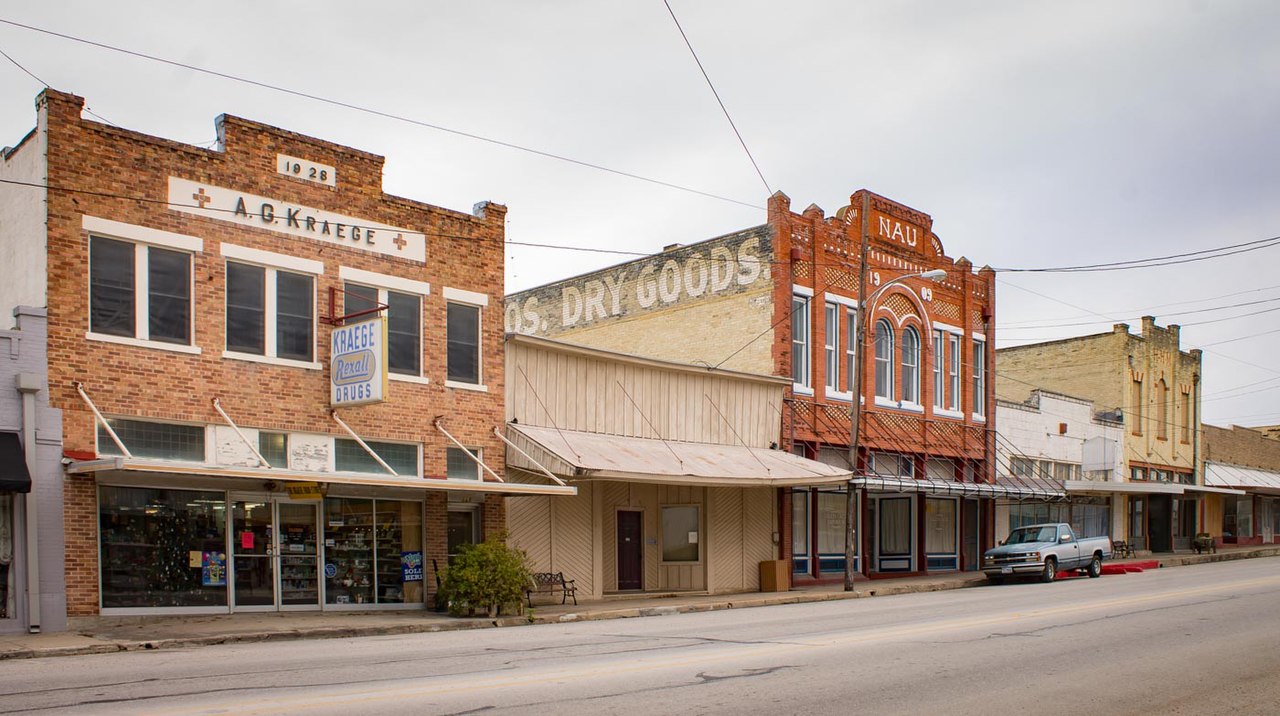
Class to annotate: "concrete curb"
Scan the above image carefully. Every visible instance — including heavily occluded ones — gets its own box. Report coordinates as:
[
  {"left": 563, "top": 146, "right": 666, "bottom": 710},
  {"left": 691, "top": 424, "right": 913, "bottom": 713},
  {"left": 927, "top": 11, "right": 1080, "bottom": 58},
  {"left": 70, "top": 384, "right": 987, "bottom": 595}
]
[{"left": 4, "top": 552, "right": 1275, "bottom": 660}]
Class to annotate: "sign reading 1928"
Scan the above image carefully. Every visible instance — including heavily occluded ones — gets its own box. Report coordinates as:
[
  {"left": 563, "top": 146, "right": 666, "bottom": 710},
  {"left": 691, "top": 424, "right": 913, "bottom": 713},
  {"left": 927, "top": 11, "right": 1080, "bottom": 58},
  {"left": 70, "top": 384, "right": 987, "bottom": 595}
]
[
  {"left": 330, "top": 316, "right": 388, "bottom": 407},
  {"left": 277, "top": 154, "right": 336, "bottom": 187}
]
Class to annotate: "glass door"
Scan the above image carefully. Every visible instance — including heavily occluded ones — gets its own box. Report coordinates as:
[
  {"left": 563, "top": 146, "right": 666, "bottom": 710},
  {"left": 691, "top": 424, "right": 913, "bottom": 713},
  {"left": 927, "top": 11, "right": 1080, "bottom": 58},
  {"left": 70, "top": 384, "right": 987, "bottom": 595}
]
[
  {"left": 232, "top": 500, "right": 275, "bottom": 609},
  {"left": 231, "top": 498, "right": 320, "bottom": 611}
]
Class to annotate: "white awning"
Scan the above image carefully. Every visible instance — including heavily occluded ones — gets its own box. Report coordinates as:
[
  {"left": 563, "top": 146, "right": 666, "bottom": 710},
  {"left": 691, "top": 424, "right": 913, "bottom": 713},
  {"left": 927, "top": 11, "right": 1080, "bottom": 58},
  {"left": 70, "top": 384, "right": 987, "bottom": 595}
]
[
  {"left": 506, "top": 423, "right": 850, "bottom": 487},
  {"left": 1063, "top": 480, "right": 1183, "bottom": 495},
  {"left": 852, "top": 475, "right": 1066, "bottom": 500},
  {"left": 66, "top": 457, "right": 577, "bottom": 496},
  {"left": 1205, "top": 462, "right": 1280, "bottom": 495}
]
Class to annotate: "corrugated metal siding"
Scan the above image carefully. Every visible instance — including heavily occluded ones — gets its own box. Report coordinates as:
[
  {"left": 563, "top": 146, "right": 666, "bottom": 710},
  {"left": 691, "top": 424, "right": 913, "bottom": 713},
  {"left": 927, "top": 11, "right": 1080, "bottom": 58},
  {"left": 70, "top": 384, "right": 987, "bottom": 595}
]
[
  {"left": 708, "top": 487, "right": 744, "bottom": 592},
  {"left": 742, "top": 488, "right": 776, "bottom": 590},
  {"left": 552, "top": 482, "right": 594, "bottom": 598},
  {"left": 507, "top": 495, "right": 552, "bottom": 572}
]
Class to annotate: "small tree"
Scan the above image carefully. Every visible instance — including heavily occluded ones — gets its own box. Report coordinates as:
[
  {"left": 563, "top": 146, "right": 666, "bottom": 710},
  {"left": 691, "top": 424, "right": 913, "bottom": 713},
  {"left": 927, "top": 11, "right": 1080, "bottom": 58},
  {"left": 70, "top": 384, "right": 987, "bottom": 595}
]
[{"left": 441, "top": 533, "right": 531, "bottom": 617}]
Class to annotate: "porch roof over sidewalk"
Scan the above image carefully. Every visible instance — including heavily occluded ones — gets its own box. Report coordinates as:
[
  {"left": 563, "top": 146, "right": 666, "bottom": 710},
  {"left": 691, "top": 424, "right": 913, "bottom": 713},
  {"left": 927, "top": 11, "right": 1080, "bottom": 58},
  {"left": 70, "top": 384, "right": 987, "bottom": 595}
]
[
  {"left": 850, "top": 474, "right": 1066, "bottom": 500},
  {"left": 1206, "top": 462, "right": 1280, "bottom": 495},
  {"left": 506, "top": 423, "right": 851, "bottom": 487}
]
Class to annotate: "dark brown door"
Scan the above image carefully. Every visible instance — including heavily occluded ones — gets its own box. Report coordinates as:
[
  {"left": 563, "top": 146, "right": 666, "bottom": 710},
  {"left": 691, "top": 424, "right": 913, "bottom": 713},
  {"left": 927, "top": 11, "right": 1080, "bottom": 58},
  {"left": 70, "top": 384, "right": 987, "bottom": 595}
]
[{"left": 617, "top": 511, "right": 643, "bottom": 591}]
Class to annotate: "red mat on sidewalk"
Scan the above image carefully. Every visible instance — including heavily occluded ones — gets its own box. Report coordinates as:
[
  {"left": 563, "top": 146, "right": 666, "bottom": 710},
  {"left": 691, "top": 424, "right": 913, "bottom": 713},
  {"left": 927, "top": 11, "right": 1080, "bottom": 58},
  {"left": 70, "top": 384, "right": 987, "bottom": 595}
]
[{"left": 1055, "top": 560, "right": 1160, "bottom": 579}]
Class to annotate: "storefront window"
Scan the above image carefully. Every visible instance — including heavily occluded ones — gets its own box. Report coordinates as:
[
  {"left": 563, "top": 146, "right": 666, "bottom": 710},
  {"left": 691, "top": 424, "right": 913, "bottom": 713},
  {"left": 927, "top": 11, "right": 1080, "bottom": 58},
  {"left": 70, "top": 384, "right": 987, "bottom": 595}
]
[
  {"left": 816, "top": 491, "right": 846, "bottom": 572},
  {"left": 791, "top": 489, "right": 809, "bottom": 574},
  {"left": 925, "top": 498, "right": 958, "bottom": 566},
  {"left": 661, "top": 506, "right": 700, "bottom": 562},
  {"left": 99, "top": 486, "right": 227, "bottom": 608},
  {"left": 323, "top": 498, "right": 422, "bottom": 606}
]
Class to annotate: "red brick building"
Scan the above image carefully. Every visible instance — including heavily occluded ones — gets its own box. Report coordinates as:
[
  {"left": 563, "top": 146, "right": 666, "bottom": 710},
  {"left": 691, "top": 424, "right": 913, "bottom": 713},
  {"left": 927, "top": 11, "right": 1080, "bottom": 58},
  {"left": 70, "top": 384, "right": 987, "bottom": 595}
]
[
  {"left": 1, "top": 89, "right": 570, "bottom": 618},
  {"left": 505, "top": 189, "right": 1000, "bottom": 581}
]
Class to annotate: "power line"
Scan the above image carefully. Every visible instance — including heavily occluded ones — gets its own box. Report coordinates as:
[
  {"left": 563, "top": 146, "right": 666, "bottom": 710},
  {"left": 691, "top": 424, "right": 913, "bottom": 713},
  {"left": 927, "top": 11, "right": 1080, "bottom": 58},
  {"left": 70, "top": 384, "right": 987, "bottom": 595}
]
[
  {"left": 998, "top": 283, "right": 1280, "bottom": 327},
  {"left": 661, "top": 0, "right": 771, "bottom": 196},
  {"left": 999, "top": 294, "right": 1280, "bottom": 332},
  {"left": 0, "top": 41, "right": 116, "bottom": 126},
  {"left": 0, "top": 17, "right": 763, "bottom": 211},
  {"left": 995, "top": 234, "right": 1280, "bottom": 273}
]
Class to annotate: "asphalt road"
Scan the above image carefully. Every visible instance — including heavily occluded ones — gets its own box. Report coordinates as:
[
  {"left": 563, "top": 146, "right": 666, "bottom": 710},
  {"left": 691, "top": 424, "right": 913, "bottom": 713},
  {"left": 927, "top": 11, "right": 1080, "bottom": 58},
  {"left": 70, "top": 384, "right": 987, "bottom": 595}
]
[{"left": 3, "top": 558, "right": 1280, "bottom": 716}]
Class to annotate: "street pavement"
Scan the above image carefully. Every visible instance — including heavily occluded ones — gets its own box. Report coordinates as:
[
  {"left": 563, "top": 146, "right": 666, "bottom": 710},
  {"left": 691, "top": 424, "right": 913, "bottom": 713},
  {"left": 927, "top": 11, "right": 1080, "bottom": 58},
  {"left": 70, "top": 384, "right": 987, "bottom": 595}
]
[{"left": 1, "top": 557, "right": 1279, "bottom": 715}]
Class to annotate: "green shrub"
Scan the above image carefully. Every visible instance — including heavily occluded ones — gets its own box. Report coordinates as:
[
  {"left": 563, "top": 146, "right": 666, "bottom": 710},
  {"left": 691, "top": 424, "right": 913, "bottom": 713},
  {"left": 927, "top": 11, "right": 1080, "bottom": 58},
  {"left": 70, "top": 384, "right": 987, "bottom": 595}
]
[{"left": 440, "top": 533, "right": 531, "bottom": 617}]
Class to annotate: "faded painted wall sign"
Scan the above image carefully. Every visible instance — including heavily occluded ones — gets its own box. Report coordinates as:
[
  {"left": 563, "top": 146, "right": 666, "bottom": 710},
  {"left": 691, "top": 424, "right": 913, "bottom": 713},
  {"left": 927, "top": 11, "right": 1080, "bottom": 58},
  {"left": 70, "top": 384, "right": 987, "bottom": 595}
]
[{"left": 506, "top": 230, "right": 771, "bottom": 336}]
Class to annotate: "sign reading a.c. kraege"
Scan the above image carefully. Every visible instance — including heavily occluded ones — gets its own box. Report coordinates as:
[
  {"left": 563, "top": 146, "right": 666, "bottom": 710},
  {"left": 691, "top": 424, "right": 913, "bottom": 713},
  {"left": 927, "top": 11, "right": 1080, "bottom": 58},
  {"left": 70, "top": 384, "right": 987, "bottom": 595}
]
[{"left": 330, "top": 316, "right": 388, "bottom": 407}]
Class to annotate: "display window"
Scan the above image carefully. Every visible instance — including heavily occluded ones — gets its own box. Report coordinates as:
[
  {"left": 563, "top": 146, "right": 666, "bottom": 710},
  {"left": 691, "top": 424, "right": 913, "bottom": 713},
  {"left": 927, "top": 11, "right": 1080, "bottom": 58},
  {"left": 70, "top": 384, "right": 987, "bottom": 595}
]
[
  {"left": 323, "top": 498, "right": 423, "bottom": 606},
  {"left": 99, "top": 486, "right": 228, "bottom": 608}
]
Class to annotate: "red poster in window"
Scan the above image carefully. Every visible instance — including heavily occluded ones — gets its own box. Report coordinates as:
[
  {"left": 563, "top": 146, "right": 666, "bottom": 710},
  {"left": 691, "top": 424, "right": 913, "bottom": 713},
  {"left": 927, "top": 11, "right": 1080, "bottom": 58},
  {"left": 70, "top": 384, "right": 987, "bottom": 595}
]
[{"left": 241, "top": 531, "right": 254, "bottom": 550}]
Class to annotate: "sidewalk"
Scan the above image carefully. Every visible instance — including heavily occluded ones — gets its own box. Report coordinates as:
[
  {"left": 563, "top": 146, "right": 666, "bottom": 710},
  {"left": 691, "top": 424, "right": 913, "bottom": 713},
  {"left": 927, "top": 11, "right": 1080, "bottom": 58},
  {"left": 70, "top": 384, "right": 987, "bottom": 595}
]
[{"left": 3, "top": 545, "right": 1276, "bottom": 661}]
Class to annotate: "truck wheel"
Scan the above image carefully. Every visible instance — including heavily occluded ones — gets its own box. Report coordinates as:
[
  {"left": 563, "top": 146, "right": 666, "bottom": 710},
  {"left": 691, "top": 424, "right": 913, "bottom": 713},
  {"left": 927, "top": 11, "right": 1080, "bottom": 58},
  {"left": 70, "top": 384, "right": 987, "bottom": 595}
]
[
  {"left": 1087, "top": 555, "right": 1102, "bottom": 578},
  {"left": 1040, "top": 557, "right": 1057, "bottom": 583}
]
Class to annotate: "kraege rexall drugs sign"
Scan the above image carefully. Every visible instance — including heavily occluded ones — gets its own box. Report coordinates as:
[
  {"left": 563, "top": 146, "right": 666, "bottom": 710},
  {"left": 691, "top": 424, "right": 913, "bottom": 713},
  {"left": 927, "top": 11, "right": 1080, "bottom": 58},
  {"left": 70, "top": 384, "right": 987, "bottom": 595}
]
[{"left": 331, "top": 317, "right": 388, "bottom": 407}]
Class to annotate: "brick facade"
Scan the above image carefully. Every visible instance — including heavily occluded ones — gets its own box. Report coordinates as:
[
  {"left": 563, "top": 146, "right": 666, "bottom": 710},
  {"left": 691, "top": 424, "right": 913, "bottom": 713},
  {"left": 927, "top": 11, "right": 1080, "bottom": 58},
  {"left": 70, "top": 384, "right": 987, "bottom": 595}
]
[{"left": 10, "top": 89, "right": 515, "bottom": 615}]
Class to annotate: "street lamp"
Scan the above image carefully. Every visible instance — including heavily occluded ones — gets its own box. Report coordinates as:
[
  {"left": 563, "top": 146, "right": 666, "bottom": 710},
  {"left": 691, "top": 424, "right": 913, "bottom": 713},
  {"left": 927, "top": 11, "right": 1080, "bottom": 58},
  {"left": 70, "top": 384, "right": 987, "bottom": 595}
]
[{"left": 844, "top": 267, "right": 948, "bottom": 591}]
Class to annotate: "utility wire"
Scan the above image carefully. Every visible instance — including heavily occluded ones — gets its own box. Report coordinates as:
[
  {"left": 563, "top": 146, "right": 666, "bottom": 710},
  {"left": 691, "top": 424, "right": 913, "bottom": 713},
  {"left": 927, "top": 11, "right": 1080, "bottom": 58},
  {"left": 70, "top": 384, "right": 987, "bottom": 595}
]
[
  {"left": 995, "top": 235, "right": 1280, "bottom": 273},
  {"left": 998, "top": 283, "right": 1280, "bottom": 327},
  {"left": 0, "top": 42, "right": 115, "bottom": 125},
  {"left": 0, "top": 17, "right": 762, "bottom": 211},
  {"left": 999, "top": 294, "right": 1280, "bottom": 332},
  {"left": 662, "top": 0, "right": 771, "bottom": 196}
]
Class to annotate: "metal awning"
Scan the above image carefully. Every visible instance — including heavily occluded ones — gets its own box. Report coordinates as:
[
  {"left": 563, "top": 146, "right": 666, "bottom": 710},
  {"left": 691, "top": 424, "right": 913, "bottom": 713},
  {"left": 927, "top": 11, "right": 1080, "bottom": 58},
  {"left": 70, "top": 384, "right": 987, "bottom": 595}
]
[
  {"left": 851, "top": 474, "right": 1066, "bottom": 500},
  {"left": 506, "top": 423, "right": 850, "bottom": 487},
  {"left": 1063, "top": 480, "right": 1184, "bottom": 495},
  {"left": 65, "top": 457, "right": 576, "bottom": 496},
  {"left": 1205, "top": 462, "right": 1280, "bottom": 495},
  {"left": 0, "top": 432, "right": 31, "bottom": 493},
  {"left": 1183, "top": 484, "right": 1247, "bottom": 496}
]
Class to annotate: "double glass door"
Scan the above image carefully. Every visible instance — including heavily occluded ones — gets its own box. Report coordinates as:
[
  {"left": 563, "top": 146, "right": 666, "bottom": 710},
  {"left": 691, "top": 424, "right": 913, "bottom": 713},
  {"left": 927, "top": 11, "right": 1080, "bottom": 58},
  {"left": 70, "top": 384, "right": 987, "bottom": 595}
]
[{"left": 232, "top": 499, "right": 320, "bottom": 611}]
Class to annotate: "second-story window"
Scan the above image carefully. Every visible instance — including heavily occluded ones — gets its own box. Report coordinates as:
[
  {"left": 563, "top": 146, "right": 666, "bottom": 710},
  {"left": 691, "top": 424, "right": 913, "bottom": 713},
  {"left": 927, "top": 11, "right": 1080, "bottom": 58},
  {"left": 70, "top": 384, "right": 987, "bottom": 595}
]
[
  {"left": 874, "top": 319, "right": 894, "bottom": 400},
  {"left": 345, "top": 283, "right": 422, "bottom": 377},
  {"left": 824, "top": 302, "right": 839, "bottom": 393},
  {"left": 447, "top": 302, "right": 481, "bottom": 385},
  {"left": 1130, "top": 377, "right": 1143, "bottom": 436},
  {"left": 791, "top": 295, "right": 811, "bottom": 390},
  {"left": 1156, "top": 379, "right": 1168, "bottom": 440},
  {"left": 846, "top": 309, "right": 858, "bottom": 396},
  {"left": 225, "top": 261, "right": 314, "bottom": 363},
  {"left": 89, "top": 236, "right": 193, "bottom": 345},
  {"left": 947, "top": 334, "right": 961, "bottom": 411},
  {"left": 901, "top": 327, "right": 920, "bottom": 404},
  {"left": 972, "top": 339, "right": 986, "bottom": 417},
  {"left": 932, "top": 329, "right": 945, "bottom": 410}
]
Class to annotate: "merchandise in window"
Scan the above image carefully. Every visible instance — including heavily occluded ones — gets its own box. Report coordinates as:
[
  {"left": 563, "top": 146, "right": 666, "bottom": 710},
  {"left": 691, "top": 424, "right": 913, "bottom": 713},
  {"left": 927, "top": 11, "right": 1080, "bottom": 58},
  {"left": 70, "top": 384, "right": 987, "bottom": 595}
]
[
  {"left": 446, "top": 302, "right": 481, "bottom": 384},
  {"left": 324, "top": 498, "right": 424, "bottom": 605},
  {"left": 225, "top": 261, "right": 314, "bottom": 362},
  {"left": 98, "top": 486, "right": 227, "bottom": 608},
  {"left": 89, "top": 236, "right": 193, "bottom": 344}
]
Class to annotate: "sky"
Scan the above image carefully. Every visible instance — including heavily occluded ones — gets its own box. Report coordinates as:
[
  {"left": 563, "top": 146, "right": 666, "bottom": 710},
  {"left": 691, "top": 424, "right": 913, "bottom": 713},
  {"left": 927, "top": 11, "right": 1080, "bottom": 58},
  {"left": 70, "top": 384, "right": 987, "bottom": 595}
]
[{"left": 1, "top": 1, "right": 1278, "bottom": 427}]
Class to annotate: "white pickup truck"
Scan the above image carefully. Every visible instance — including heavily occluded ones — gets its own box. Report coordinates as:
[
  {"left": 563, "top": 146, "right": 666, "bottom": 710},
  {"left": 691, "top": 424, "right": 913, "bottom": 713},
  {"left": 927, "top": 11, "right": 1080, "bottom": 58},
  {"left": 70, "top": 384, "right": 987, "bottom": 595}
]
[{"left": 983, "top": 523, "right": 1112, "bottom": 584}]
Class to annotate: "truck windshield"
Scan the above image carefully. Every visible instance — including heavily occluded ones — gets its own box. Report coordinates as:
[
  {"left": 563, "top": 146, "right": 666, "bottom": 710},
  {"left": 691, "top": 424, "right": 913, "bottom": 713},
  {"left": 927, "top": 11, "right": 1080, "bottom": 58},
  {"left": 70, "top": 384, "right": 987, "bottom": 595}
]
[{"left": 1007, "top": 526, "right": 1058, "bottom": 544}]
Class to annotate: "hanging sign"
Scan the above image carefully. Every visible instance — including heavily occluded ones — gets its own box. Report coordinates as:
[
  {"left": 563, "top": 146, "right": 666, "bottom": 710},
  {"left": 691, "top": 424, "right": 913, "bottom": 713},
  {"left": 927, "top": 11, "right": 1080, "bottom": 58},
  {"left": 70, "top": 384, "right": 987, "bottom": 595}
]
[
  {"left": 331, "top": 316, "right": 388, "bottom": 407},
  {"left": 285, "top": 482, "right": 324, "bottom": 500}
]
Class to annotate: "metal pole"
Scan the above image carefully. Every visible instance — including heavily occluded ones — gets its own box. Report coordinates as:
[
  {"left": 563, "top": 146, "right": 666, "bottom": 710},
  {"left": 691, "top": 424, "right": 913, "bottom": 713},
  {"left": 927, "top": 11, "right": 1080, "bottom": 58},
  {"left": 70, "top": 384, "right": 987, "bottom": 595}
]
[{"left": 845, "top": 194, "right": 870, "bottom": 592}]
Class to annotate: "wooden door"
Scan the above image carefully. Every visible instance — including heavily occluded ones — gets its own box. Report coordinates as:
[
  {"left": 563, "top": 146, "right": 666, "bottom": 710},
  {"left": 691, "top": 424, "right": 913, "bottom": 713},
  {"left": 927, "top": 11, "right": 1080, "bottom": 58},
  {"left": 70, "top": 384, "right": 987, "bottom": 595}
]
[{"left": 617, "top": 510, "right": 644, "bottom": 591}]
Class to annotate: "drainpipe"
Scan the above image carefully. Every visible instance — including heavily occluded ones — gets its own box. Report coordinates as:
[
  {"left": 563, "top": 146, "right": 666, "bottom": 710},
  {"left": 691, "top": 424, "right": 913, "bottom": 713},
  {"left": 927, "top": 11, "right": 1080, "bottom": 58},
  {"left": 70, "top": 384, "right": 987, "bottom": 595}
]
[{"left": 17, "top": 373, "right": 42, "bottom": 633}]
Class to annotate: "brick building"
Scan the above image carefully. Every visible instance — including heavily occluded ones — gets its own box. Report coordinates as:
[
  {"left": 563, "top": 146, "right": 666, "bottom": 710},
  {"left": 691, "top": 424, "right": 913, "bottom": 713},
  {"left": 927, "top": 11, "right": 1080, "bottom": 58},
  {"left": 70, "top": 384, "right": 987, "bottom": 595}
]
[
  {"left": 995, "top": 317, "right": 1231, "bottom": 553},
  {"left": 1203, "top": 424, "right": 1280, "bottom": 544},
  {"left": 0, "top": 89, "right": 571, "bottom": 618},
  {"left": 507, "top": 189, "right": 1001, "bottom": 581}
]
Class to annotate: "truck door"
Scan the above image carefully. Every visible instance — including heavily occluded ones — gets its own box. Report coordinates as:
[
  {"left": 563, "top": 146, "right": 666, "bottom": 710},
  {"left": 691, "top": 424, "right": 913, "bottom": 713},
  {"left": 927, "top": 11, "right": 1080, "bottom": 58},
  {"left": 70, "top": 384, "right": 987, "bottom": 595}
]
[{"left": 1059, "top": 526, "right": 1081, "bottom": 567}]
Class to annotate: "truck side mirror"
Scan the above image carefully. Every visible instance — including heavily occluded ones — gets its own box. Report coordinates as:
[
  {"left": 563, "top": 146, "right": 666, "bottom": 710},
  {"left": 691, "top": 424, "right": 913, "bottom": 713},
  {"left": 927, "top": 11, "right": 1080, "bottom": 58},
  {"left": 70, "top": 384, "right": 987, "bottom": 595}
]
[{"left": 1060, "top": 534, "right": 1072, "bottom": 543}]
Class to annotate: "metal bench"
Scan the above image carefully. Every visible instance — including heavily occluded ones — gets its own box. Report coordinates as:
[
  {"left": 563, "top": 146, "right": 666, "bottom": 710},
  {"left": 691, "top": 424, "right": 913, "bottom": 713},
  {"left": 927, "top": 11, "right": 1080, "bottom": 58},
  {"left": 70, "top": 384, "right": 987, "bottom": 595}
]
[
  {"left": 1112, "top": 540, "right": 1133, "bottom": 559},
  {"left": 1192, "top": 533, "right": 1217, "bottom": 554},
  {"left": 526, "top": 571, "right": 577, "bottom": 607}
]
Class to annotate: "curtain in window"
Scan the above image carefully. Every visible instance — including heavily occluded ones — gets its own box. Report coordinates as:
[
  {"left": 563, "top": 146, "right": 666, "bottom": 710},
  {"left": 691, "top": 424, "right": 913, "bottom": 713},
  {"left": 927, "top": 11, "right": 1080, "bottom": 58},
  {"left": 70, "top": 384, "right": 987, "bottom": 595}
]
[{"left": 879, "top": 498, "right": 911, "bottom": 555}]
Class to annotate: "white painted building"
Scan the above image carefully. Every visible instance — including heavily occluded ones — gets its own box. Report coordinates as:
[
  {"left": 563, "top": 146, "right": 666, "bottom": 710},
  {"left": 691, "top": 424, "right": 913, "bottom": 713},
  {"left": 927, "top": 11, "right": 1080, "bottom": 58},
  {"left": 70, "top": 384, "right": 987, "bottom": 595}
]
[{"left": 995, "top": 390, "right": 1124, "bottom": 540}]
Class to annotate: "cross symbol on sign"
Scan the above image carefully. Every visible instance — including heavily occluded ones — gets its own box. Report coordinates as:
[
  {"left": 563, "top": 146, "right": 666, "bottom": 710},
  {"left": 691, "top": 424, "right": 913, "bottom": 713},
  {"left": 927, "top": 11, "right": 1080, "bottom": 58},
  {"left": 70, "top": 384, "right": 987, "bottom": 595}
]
[
  {"left": 392, "top": 233, "right": 407, "bottom": 251},
  {"left": 192, "top": 187, "right": 212, "bottom": 209}
]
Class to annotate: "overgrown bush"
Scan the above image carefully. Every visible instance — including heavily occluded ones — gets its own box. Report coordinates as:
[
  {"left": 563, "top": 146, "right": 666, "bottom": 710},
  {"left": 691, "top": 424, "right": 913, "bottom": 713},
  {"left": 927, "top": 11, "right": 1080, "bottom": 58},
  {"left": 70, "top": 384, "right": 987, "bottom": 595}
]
[{"left": 440, "top": 533, "right": 531, "bottom": 617}]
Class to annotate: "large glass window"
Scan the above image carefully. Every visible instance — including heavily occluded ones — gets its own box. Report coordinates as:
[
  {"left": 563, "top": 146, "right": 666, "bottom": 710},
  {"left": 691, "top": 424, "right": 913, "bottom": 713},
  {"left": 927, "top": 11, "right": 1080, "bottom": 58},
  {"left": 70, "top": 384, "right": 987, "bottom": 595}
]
[
  {"left": 874, "top": 319, "right": 894, "bottom": 399},
  {"left": 791, "top": 295, "right": 810, "bottom": 388},
  {"left": 334, "top": 439, "right": 420, "bottom": 476},
  {"left": 901, "top": 327, "right": 920, "bottom": 404},
  {"left": 870, "top": 452, "right": 914, "bottom": 478},
  {"left": 324, "top": 498, "right": 424, "bottom": 606},
  {"left": 90, "top": 236, "right": 193, "bottom": 344},
  {"left": 345, "top": 283, "right": 422, "bottom": 376},
  {"left": 791, "top": 489, "right": 810, "bottom": 574},
  {"left": 99, "top": 486, "right": 227, "bottom": 608},
  {"left": 97, "top": 419, "right": 205, "bottom": 461},
  {"left": 878, "top": 497, "right": 912, "bottom": 556},
  {"left": 972, "top": 339, "right": 986, "bottom": 417},
  {"left": 225, "top": 261, "right": 314, "bottom": 362},
  {"left": 661, "top": 505, "right": 700, "bottom": 562},
  {"left": 925, "top": 497, "right": 958, "bottom": 568},
  {"left": 258, "top": 431, "right": 288, "bottom": 467},
  {"left": 824, "top": 303, "right": 839, "bottom": 393},
  {"left": 447, "top": 302, "right": 481, "bottom": 384},
  {"left": 816, "top": 490, "right": 846, "bottom": 572}
]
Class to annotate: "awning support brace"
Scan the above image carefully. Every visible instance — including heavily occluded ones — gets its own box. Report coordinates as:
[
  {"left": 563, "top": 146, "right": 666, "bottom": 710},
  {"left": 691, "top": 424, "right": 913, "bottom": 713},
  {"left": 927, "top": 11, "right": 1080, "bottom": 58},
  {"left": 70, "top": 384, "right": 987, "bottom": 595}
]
[
  {"left": 494, "top": 427, "right": 566, "bottom": 486},
  {"left": 212, "top": 398, "right": 271, "bottom": 468},
  {"left": 435, "top": 418, "right": 504, "bottom": 483},
  {"left": 331, "top": 410, "right": 398, "bottom": 476},
  {"left": 74, "top": 382, "right": 132, "bottom": 458}
]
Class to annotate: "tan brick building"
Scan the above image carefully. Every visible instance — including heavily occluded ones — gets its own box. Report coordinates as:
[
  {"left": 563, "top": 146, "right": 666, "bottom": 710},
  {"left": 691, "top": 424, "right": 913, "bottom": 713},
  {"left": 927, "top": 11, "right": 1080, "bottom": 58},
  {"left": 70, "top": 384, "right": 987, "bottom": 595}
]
[
  {"left": 995, "top": 317, "right": 1226, "bottom": 552},
  {"left": 508, "top": 189, "right": 1003, "bottom": 582},
  {"left": 0, "top": 89, "right": 571, "bottom": 618}
]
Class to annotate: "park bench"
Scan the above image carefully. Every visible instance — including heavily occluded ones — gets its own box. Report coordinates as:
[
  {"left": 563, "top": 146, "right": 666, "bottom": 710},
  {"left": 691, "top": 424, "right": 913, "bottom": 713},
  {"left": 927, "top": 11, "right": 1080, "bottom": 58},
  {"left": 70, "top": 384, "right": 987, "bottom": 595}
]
[
  {"left": 526, "top": 571, "right": 577, "bottom": 607},
  {"left": 1192, "top": 533, "right": 1217, "bottom": 554},
  {"left": 1111, "top": 540, "right": 1133, "bottom": 559}
]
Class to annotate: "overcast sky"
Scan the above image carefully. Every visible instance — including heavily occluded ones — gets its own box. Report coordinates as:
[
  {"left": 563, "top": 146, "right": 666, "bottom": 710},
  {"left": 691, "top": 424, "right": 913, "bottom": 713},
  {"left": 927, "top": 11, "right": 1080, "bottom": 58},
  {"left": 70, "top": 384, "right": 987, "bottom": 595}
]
[{"left": 2, "top": 1, "right": 1278, "bottom": 427}]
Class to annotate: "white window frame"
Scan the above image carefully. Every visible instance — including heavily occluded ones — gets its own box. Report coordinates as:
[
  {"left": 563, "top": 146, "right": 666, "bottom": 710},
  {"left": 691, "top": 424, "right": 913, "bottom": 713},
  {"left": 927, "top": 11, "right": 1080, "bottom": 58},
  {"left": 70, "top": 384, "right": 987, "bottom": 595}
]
[
  {"left": 791, "top": 292, "right": 812, "bottom": 395},
  {"left": 222, "top": 245, "right": 323, "bottom": 370},
  {"left": 873, "top": 319, "right": 894, "bottom": 403},
  {"left": 340, "top": 266, "right": 431, "bottom": 384},
  {"left": 972, "top": 337, "right": 986, "bottom": 420},
  {"left": 947, "top": 333, "right": 962, "bottom": 412},
  {"left": 446, "top": 445, "right": 484, "bottom": 481},
  {"left": 824, "top": 302, "right": 840, "bottom": 395},
  {"left": 932, "top": 328, "right": 945, "bottom": 411},
  {"left": 901, "top": 326, "right": 922, "bottom": 408},
  {"left": 84, "top": 216, "right": 202, "bottom": 355},
  {"left": 331, "top": 436, "right": 423, "bottom": 477},
  {"left": 444, "top": 286, "right": 489, "bottom": 392}
]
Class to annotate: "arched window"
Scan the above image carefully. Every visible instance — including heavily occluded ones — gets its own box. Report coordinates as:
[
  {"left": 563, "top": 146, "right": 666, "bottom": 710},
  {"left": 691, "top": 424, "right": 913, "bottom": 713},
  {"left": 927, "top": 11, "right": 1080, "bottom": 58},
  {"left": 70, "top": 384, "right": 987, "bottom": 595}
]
[
  {"left": 901, "top": 327, "right": 920, "bottom": 404},
  {"left": 874, "top": 319, "right": 894, "bottom": 399}
]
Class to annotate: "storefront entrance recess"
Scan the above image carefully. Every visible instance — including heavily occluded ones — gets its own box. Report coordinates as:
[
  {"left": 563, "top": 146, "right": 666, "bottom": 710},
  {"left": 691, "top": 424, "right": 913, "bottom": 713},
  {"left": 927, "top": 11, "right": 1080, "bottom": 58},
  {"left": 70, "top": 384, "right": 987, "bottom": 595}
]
[{"left": 232, "top": 498, "right": 320, "bottom": 611}]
